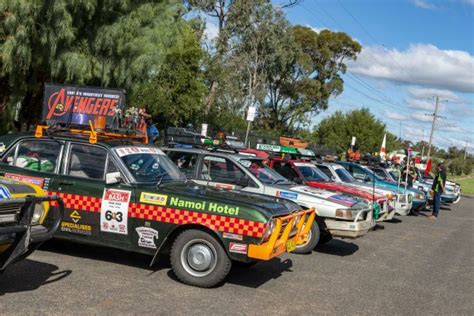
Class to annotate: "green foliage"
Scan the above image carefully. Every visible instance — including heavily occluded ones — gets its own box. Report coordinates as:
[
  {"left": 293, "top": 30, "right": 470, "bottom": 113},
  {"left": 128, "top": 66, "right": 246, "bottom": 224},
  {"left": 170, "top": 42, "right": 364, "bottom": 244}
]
[
  {"left": 311, "top": 108, "right": 400, "bottom": 155},
  {"left": 0, "top": 0, "right": 184, "bottom": 129},
  {"left": 131, "top": 21, "right": 207, "bottom": 127}
]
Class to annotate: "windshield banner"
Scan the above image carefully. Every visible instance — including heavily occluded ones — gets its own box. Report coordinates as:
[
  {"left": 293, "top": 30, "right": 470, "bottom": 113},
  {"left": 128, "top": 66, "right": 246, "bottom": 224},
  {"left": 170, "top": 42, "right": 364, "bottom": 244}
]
[{"left": 42, "top": 84, "right": 126, "bottom": 126}]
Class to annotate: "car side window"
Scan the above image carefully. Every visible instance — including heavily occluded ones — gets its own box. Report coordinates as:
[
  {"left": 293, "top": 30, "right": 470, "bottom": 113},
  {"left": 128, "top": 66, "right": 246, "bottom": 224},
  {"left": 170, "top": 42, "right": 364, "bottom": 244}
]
[
  {"left": 1, "top": 139, "right": 62, "bottom": 173},
  {"left": 167, "top": 152, "right": 198, "bottom": 178},
  {"left": 67, "top": 144, "right": 108, "bottom": 180},
  {"left": 274, "top": 162, "right": 298, "bottom": 181},
  {"left": 373, "top": 169, "right": 386, "bottom": 179},
  {"left": 351, "top": 166, "right": 366, "bottom": 180},
  {"left": 199, "top": 156, "right": 245, "bottom": 184},
  {"left": 317, "top": 165, "right": 333, "bottom": 178}
]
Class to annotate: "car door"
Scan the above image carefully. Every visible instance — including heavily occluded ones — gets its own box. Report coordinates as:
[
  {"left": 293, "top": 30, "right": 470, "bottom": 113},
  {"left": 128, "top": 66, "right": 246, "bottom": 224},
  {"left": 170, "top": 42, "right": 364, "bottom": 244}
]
[
  {"left": 195, "top": 155, "right": 256, "bottom": 191},
  {"left": 50, "top": 142, "right": 133, "bottom": 246},
  {"left": 0, "top": 138, "right": 64, "bottom": 191}
]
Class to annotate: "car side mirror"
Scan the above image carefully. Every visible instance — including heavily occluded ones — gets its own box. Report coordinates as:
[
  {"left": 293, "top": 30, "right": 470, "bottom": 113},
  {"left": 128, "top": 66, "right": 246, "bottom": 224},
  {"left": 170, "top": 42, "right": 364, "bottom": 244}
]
[
  {"left": 106, "top": 172, "right": 122, "bottom": 185},
  {"left": 236, "top": 176, "right": 250, "bottom": 187},
  {"left": 294, "top": 177, "right": 303, "bottom": 184}
]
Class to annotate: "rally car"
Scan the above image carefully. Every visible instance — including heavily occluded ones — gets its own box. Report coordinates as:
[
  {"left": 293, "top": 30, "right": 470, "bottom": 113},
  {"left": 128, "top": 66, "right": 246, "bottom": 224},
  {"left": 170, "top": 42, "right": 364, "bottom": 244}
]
[
  {"left": 0, "top": 127, "right": 314, "bottom": 288},
  {"left": 0, "top": 177, "right": 63, "bottom": 272},
  {"left": 265, "top": 158, "right": 395, "bottom": 222},
  {"left": 315, "top": 162, "right": 412, "bottom": 216},
  {"left": 164, "top": 148, "right": 374, "bottom": 249},
  {"left": 337, "top": 162, "right": 427, "bottom": 214}
]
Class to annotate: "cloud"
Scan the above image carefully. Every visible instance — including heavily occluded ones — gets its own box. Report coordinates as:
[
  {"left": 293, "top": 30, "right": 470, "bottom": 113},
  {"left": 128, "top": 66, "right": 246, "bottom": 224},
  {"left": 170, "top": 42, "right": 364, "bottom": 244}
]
[
  {"left": 407, "top": 87, "right": 463, "bottom": 103},
  {"left": 411, "top": 111, "right": 434, "bottom": 122},
  {"left": 464, "top": 0, "right": 474, "bottom": 6},
  {"left": 348, "top": 44, "right": 474, "bottom": 93},
  {"left": 384, "top": 111, "right": 409, "bottom": 121},
  {"left": 413, "top": 0, "right": 437, "bottom": 9}
]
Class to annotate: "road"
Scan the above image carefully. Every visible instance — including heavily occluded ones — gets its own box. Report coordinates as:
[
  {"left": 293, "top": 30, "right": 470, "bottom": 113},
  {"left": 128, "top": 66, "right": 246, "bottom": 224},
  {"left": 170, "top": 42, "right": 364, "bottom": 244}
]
[{"left": 1, "top": 197, "right": 473, "bottom": 315}]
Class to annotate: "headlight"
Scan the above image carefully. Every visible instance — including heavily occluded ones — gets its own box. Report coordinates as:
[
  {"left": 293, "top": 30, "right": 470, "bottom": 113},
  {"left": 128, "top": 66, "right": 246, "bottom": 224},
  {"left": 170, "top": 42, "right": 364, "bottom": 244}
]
[
  {"left": 31, "top": 203, "right": 45, "bottom": 225},
  {"left": 261, "top": 219, "right": 275, "bottom": 242},
  {"left": 335, "top": 209, "right": 356, "bottom": 220},
  {"left": 415, "top": 193, "right": 425, "bottom": 200}
]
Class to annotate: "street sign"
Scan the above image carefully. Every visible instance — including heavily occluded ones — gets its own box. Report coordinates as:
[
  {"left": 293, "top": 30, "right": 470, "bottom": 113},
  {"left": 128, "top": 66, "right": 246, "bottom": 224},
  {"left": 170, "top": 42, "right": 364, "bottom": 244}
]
[{"left": 247, "top": 106, "right": 257, "bottom": 122}]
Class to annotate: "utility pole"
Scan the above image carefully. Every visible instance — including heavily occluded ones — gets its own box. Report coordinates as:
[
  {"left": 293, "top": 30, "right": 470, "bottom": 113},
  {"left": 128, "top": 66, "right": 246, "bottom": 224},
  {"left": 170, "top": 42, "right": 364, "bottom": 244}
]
[
  {"left": 426, "top": 96, "right": 444, "bottom": 160},
  {"left": 399, "top": 122, "right": 402, "bottom": 140}
]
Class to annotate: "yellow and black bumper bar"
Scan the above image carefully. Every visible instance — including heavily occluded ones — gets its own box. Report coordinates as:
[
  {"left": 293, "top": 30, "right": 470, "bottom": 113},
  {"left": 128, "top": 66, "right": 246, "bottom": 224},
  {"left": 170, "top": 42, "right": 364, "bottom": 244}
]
[{"left": 248, "top": 208, "right": 316, "bottom": 260}]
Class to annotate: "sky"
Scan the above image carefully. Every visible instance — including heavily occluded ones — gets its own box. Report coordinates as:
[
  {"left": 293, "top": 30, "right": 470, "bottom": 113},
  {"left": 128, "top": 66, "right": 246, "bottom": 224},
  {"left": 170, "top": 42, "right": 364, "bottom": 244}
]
[{"left": 281, "top": 0, "right": 474, "bottom": 152}]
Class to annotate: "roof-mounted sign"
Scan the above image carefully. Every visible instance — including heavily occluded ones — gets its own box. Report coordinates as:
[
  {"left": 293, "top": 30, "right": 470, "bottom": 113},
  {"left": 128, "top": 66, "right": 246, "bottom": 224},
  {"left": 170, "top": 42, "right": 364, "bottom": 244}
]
[
  {"left": 42, "top": 84, "right": 126, "bottom": 126},
  {"left": 256, "top": 144, "right": 299, "bottom": 154}
]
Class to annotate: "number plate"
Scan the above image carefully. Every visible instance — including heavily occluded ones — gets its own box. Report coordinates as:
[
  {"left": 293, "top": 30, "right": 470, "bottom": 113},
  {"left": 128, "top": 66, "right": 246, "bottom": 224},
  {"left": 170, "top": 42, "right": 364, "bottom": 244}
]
[{"left": 286, "top": 240, "right": 296, "bottom": 252}]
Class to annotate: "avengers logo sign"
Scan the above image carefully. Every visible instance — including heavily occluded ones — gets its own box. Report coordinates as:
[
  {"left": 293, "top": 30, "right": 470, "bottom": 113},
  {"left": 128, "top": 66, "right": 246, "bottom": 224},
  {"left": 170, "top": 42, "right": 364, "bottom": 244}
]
[{"left": 43, "top": 84, "right": 125, "bottom": 125}]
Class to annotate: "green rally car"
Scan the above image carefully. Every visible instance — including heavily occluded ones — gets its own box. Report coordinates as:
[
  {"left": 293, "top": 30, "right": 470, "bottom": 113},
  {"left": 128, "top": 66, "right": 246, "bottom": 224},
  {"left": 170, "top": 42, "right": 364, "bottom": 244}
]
[{"left": 0, "top": 127, "right": 314, "bottom": 287}]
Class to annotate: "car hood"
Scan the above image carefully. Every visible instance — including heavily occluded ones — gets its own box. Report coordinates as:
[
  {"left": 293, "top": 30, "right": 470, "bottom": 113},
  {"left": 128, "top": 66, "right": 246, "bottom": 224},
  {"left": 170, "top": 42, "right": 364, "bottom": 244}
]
[
  {"left": 307, "top": 181, "right": 385, "bottom": 202},
  {"left": 287, "top": 185, "right": 367, "bottom": 209},
  {"left": 156, "top": 182, "right": 299, "bottom": 220}
]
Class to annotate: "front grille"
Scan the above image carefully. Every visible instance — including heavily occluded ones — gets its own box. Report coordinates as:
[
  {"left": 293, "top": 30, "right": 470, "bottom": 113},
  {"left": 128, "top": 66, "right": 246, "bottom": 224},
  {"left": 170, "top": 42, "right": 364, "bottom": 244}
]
[
  {"left": 0, "top": 202, "right": 23, "bottom": 225},
  {"left": 397, "top": 194, "right": 407, "bottom": 203}
]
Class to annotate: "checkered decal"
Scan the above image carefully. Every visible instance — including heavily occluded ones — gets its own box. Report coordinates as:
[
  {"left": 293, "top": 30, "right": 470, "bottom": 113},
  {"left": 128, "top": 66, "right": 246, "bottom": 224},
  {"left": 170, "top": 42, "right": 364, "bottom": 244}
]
[{"left": 48, "top": 192, "right": 266, "bottom": 238}]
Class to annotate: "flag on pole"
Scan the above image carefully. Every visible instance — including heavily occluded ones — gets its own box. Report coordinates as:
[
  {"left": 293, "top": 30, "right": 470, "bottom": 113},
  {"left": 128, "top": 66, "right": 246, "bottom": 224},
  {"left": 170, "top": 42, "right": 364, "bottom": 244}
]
[
  {"left": 424, "top": 159, "right": 432, "bottom": 176},
  {"left": 379, "top": 133, "right": 387, "bottom": 160}
]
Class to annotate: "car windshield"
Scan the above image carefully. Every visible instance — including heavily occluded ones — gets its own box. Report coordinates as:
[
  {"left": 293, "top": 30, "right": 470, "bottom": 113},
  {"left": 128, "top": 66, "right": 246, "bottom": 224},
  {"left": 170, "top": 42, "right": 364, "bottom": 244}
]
[
  {"left": 239, "top": 159, "right": 291, "bottom": 184},
  {"left": 334, "top": 167, "right": 355, "bottom": 182},
  {"left": 115, "top": 147, "right": 185, "bottom": 183},
  {"left": 294, "top": 163, "right": 329, "bottom": 182}
]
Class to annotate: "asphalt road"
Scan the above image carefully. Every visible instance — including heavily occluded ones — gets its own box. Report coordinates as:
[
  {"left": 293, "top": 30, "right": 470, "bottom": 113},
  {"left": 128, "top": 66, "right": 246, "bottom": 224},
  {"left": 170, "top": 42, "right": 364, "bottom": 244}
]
[{"left": 1, "top": 197, "right": 473, "bottom": 315}]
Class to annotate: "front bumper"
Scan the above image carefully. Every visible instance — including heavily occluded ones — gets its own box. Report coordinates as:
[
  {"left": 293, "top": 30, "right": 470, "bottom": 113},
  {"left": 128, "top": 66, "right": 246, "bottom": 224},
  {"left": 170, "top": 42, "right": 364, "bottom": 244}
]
[
  {"left": 0, "top": 196, "right": 64, "bottom": 271},
  {"left": 394, "top": 194, "right": 411, "bottom": 216},
  {"left": 248, "top": 208, "right": 315, "bottom": 260},
  {"left": 324, "top": 209, "right": 374, "bottom": 239}
]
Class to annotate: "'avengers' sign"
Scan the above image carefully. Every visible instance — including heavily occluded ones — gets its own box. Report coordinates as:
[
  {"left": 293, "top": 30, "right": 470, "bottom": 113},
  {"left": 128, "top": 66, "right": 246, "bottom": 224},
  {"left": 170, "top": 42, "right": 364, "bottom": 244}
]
[{"left": 42, "top": 84, "right": 126, "bottom": 125}]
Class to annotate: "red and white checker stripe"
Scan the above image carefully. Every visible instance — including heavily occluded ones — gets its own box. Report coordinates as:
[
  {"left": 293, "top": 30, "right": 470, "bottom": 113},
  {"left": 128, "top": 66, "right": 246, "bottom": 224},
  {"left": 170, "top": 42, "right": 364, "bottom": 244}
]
[{"left": 49, "top": 191, "right": 265, "bottom": 238}]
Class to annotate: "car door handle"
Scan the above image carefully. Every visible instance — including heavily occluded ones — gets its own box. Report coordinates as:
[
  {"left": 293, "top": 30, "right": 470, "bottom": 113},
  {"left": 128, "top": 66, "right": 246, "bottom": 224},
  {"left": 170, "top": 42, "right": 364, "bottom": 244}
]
[{"left": 59, "top": 181, "right": 74, "bottom": 186}]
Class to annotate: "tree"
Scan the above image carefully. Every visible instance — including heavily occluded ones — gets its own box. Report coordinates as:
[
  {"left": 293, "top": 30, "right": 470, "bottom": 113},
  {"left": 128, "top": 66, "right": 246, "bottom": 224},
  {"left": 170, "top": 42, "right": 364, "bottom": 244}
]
[
  {"left": 261, "top": 26, "right": 361, "bottom": 132},
  {"left": 311, "top": 108, "right": 400, "bottom": 155},
  {"left": 0, "top": 0, "right": 183, "bottom": 132},
  {"left": 131, "top": 21, "right": 207, "bottom": 127}
]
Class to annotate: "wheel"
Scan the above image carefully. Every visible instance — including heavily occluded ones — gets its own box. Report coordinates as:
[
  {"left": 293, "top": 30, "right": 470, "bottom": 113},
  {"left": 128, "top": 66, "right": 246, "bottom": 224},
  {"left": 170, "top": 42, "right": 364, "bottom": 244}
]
[
  {"left": 292, "top": 221, "right": 320, "bottom": 254},
  {"left": 453, "top": 195, "right": 461, "bottom": 204},
  {"left": 170, "top": 229, "right": 231, "bottom": 288}
]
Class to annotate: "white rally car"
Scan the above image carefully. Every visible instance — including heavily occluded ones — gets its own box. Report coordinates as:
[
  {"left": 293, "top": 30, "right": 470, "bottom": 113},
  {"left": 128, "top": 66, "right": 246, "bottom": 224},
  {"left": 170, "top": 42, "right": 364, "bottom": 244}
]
[
  {"left": 164, "top": 148, "right": 375, "bottom": 253},
  {"left": 314, "top": 162, "right": 412, "bottom": 216}
]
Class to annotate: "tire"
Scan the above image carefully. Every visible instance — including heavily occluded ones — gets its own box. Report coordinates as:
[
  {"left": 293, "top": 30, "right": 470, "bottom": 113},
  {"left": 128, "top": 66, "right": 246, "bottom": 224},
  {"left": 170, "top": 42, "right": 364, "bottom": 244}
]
[
  {"left": 293, "top": 221, "right": 320, "bottom": 254},
  {"left": 170, "top": 229, "right": 231, "bottom": 288}
]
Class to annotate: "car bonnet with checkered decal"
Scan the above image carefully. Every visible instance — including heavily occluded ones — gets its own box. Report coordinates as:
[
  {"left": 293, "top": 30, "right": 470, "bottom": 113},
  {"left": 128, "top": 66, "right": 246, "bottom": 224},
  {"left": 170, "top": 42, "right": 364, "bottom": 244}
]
[{"left": 48, "top": 191, "right": 266, "bottom": 238}]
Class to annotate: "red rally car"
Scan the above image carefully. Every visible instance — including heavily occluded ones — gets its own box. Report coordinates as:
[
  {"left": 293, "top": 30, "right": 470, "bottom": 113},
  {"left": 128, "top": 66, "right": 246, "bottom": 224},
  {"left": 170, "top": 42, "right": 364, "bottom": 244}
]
[{"left": 266, "top": 158, "right": 395, "bottom": 222}]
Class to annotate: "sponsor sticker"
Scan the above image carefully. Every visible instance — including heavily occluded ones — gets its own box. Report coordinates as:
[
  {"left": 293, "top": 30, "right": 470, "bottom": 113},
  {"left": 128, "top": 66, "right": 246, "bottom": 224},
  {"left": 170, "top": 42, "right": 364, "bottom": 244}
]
[
  {"left": 0, "top": 185, "right": 11, "bottom": 199},
  {"left": 61, "top": 210, "right": 92, "bottom": 236},
  {"left": 5, "top": 173, "right": 45, "bottom": 188},
  {"left": 115, "top": 147, "right": 163, "bottom": 157},
  {"left": 136, "top": 227, "right": 159, "bottom": 249},
  {"left": 229, "top": 242, "right": 248, "bottom": 255},
  {"left": 100, "top": 189, "right": 131, "bottom": 235},
  {"left": 215, "top": 183, "right": 235, "bottom": 190},
  {"left": 223, "top": 232, "right": 243, "bottom": 241},
  {"left": 328, "top": 194, "right": 357, "bottom": 207},
  {"left": 276, "top": 191, "right": 298, "bottom": 200},
  {"left": 140, "top": 192, "right": 168, "bottom": 206}
]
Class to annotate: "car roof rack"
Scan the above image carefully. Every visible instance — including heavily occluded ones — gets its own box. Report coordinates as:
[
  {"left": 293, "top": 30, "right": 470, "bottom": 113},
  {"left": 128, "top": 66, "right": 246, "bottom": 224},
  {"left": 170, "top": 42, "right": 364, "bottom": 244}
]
[{"left": 34, "top": 121, "right": 148, "bottom": 145}]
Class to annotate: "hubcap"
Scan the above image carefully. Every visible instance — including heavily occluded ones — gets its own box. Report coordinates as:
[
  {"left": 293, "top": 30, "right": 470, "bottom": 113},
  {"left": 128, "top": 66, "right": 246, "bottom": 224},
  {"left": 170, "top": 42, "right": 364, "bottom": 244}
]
[
  {"left": 180, "top": 239, "right": 217, "bottom": 277},
  {"left": 187, "top": 244, "right": 213, "bottom": 271}
]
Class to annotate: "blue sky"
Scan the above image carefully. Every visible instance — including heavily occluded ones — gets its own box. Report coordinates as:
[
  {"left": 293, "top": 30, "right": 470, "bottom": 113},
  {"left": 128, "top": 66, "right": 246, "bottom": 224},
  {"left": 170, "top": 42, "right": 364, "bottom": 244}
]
[{"left": 282, "top": 0, "right": 474, "bottom": 152}]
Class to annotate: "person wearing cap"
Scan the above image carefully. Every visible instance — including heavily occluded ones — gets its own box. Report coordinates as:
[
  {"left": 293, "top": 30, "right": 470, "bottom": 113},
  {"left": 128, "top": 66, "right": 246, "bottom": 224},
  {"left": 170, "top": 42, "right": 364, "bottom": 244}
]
[{"left": 429, "top": 163, "right": 446, "bottom": 219}]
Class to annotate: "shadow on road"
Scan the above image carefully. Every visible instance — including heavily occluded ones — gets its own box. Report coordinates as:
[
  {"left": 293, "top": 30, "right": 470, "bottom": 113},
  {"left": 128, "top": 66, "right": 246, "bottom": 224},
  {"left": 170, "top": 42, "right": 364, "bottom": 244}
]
[
  {"left": 0, "top": 259, "right": 71, "bottom": 295},
  {"left": 315, "top": 239, "right": 359, "bottom": 256},
  {"left": 226, "top": 258, "right": 293, "bottom": 288},
  {"left": 40, "top": 239, "right": 169, "bottom": 272},
  {"left": 387, "top": 218, "right": 403, "bottom": 223}
]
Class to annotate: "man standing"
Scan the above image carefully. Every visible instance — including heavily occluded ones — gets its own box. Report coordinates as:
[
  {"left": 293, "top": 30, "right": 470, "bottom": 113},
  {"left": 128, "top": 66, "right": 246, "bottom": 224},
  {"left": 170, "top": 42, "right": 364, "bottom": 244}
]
[
  {"left": 146, "top": 118, "right": 159, "bottom": 145},
  {"left": 429, "top": 163, "right": 446, "bottom": 220}
]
